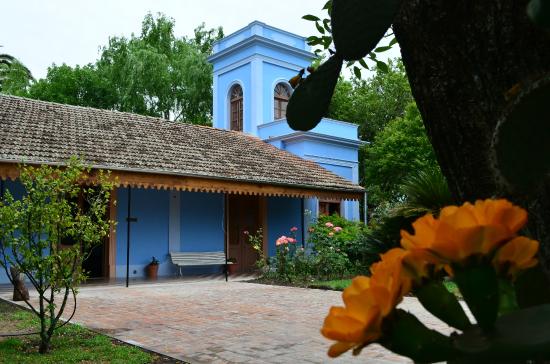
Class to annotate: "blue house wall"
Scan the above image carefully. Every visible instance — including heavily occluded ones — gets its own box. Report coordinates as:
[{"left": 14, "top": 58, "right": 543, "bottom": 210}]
[
  {"left": 116, "top": 189, "right": 226, "bottom": 279},
  {"left": 209, "top": 21, "right": 363, "bottom": 223},
  {"left": 116, "top": 187, "right": 171, "bottom": 278},
  {"left": 266, "top": 197, "right": 302, "bottom": 257},
  {"left": 0, "top": 21, "right": 364, "bottom": 285}
]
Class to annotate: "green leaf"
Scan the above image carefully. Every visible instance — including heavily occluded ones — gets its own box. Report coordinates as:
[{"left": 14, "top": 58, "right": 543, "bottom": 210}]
[
  {"left": 389, "top": 37, "right": 399, "bottom": 46},
  {"left": 353, "top": 66, "right": 362, "bottom": 79},
  {"left": 376, "top": 61, "right": 389, "bottom": 73},
  {"left": 358, "top": 58, "right": 369, "bottom": 69},
  {"left": 493, "top": 76, "right": 550, "bottom": 192},
  {"left": 315, "top": 21, "right": 326, "bottom": 34},
  {"left": 527, "top": 0, "right": 550, "bottom": 29},
  {"left": 286, "top": 55, "right": 343, "bottom": 131},
  {"left": 453, "top": 304, "right": 550, "bottom": 361},
  {"left": 331, "top": 0, "right": 401, "bottom": 60},
  {"left": 454, "top": 265, "right": 499, "bottom": 332},
  {"left": 322, "top": 36, "right": 333, "bottom": 49},
  {"left": 323, "top": 19, "right": 332, "bottom": 33},
  {"left": 497, "top": 279, "right": 518, "bottom": 316},
  {"left": 302, "top": 14, "right": 321, "bottom": 22},
  {"left": 374, "top": 46, "right": 392, "bottom": 53},
  {"left": 415, "top": 281, "right": 472, "bottom": 331},
  {"left": 381, "top": 309, "right": 456, "bottom": 363},
  {"left": 306, "top": 36, "right": 323, "bottom": 46}
]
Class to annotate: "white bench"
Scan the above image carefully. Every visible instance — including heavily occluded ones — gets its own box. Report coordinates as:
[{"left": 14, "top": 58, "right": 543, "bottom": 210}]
[{"left": 170, "top": 251, "right": 230, "bottom": 281}]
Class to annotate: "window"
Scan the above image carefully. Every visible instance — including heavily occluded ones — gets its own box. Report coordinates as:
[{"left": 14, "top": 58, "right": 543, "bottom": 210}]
[
  {"left": 229, "top": 85, "right": 243, "bottom": 131},
  {"left": 274, "top": 83, "right": 291, "bottom": 120},
  {"left": 319, "top": 200, "right": 341, "bottom": 216}
]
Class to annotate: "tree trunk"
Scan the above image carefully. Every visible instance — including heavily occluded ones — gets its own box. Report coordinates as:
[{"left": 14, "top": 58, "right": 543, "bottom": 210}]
[{"left": 393, "top": 0, "right": 550, "bottom": 275}]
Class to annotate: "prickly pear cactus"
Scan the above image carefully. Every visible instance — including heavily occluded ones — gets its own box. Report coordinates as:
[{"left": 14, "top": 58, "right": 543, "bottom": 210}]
[
  {"left": 332, "top": 0, "right": 401, "bottom": 61},
  {"left": 286, "top": 55, "right": 342, "bottom": 131},
  {"left": 492, "top": 76, "right": 550, "bottom": 194}
]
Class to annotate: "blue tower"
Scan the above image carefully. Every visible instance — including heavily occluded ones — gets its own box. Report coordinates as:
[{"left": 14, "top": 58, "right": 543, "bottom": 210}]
[{"left": 208, "top": 21, "right": 362, "bottom": 221}]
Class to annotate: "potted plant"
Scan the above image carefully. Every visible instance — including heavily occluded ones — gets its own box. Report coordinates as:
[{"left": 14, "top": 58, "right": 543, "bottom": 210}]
[
  {"left": 146, "top": 256, "right": 159, "bottom": 280},
  {"left": 227, "top": 257, "right": 239, "bottom": 275}
]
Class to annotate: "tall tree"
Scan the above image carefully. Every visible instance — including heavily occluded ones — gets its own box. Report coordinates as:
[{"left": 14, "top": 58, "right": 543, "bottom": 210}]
[
  {"left": 93, "top": 13, "right": 222, "bottom": 124},
  {"left": 328, "top": 59, "right": 413, "bottom": 141},
  {"left": 0, "top": 52, "right": 34, "bottom": 95},
  {"left": 29, "top": 63, "right": 116, "bottom": 109},
  {"left": 363, "top": 102, "right": 438, "bottom": 206},
  {"left": 5, "top": 14, "right": 223, "bottom": 126}
]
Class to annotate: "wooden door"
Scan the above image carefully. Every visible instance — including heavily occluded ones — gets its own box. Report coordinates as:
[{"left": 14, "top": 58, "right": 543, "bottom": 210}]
[{"left": 228, "top": 195, "right": 260, "bottom": 273}]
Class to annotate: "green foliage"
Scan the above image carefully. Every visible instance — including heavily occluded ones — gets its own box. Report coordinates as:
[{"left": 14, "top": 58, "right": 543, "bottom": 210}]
[
  {"left": 245, "top": 228, "right": 268, "bottom": 271},
  {"left": 361, "top": 168, "right": 452, "bottom": 268},
  {"left": 96, "top": 13, "right": 220, "bottom": 124},
  {"left": 392, "top": 168, "right": 454, "bottom": 219},
  {"left": 364, "top": 102, "right": 438, "bottom": 206},
  {"left": 0, "top": 157, "right": 113, "bottom": 353},
  {"left": 264, "top": 217, "right": 365, "bottom": 283},
  {"left": 28, "top": 64, "right": 116, "bottom": 109},
  {"left": 0, "top": 53, "right": 34, "bottom": 95},
  {"left": 328, "top": 59, "right": 414, "bottom": 141},
  {"left": 5, "top": 13, "right": 222, "bottom": 126}
]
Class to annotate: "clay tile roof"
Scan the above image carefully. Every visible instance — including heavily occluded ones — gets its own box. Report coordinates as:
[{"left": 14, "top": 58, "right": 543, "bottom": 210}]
[{"left": 0, "top": 95, "right": 363, "bottom": 194}]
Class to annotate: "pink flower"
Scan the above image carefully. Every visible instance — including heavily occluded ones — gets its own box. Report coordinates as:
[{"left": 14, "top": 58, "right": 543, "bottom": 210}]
[
  {"left": 290, "top": 226, "right": 298, "bottom": 232},
  {"left": 328, "top": 232, "right": 334, "bottom": 237},
  {"left": 333, "top": 226, "right": 342, "bottom": 232},
  {"left": 325, "top": 222, "right": 334, "bottom": 228},
  {"left": 287, "top": 238, "right": 297, "bottom": 244},
  {"left": 276, "top": 236, "right": 288, "bottom": 246}
]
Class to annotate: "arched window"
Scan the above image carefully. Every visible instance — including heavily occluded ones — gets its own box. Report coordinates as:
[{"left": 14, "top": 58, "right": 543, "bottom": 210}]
[
  {"left": 229, "top": 85, "right": 243, "bottom": 131},
  {"left": 274, "top": 83, "right": 291, "bottom": 120}
]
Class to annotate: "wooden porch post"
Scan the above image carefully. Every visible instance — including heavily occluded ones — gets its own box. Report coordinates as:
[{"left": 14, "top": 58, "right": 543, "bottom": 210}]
[
  {"left": 259, "top": 196, "right": 268, "bottom": 258},
  {"left": 107, "top": 188, "right": 117, "bottom": 279}
]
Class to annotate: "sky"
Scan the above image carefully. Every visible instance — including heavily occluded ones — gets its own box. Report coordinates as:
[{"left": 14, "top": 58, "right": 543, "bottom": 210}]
[
  {"left": 1, "top": 0, "right": 400, "bottom": 80},
  {"left": 1, "top": 0, "right": 325, "bottom": 79}
]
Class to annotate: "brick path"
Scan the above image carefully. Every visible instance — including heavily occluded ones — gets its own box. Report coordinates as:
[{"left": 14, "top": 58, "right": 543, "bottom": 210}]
[{"left": 1, "top": 280, "right": 459, "bottom": 363}]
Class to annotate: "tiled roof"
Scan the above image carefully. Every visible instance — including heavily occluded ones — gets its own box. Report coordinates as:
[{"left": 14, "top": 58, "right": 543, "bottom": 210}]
[{"left": 0, "top": 95, "right": 363, "bottom": 194}]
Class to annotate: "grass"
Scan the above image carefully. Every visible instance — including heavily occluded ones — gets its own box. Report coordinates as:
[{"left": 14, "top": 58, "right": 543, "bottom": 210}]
[
  {"left": 0, "top": 300, "right": 174, "bottom": 363},
  {"left": 309, "top": 279, "right": 352, "bottom": 291}
]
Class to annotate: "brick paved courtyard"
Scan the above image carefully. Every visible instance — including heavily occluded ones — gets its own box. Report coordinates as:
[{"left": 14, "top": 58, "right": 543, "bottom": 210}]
[{"left": 1, "top": 280, "right": 460, "bottom": 363}]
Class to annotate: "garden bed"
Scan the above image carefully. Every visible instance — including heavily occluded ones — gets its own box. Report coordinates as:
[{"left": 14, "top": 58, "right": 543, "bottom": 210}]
[{"left": 0, "top": 299, "right": 186, "bottom": 363}]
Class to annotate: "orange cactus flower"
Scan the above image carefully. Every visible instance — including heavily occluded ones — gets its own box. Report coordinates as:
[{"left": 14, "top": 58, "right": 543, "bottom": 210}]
[
  {"left": 321, "top": 249, "right": 412, "bottom": 357},
  {"left": 493, "top": 236, "right": 539, "bottom": 278},
  {"left": 401, "top": 199, "right": 528, "bottom": 263}
]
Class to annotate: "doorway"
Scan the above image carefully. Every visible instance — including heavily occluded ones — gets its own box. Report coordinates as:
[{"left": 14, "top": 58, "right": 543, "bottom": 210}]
[{"left": 227, "top": 195, "right": 260, "bottom": 273}]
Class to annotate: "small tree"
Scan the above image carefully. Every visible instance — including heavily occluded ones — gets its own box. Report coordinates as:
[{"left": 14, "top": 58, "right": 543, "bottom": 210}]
[{"left": 0, "top": 158, "right": 113, "bottom": 353}]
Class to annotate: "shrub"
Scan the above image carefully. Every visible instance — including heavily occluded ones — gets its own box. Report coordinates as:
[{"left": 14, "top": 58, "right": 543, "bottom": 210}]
[
  {"left": 362, "top": 167, "right": 454, "bottom": 269},
  {"left": 308, "top": 214, "right": 367, "bottom": 278}
]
